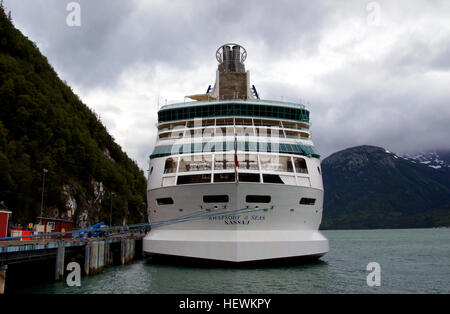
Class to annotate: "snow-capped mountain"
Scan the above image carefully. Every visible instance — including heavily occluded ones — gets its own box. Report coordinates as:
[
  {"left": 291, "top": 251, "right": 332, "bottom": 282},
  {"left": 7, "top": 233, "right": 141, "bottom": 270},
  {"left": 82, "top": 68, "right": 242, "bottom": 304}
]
[{"left": 400, "top": 150, "right": 450, "bottom": 170}]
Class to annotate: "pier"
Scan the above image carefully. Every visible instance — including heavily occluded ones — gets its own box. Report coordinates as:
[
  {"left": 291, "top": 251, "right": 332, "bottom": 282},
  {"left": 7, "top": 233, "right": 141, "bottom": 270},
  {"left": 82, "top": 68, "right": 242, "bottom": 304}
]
[{"left": 0, "top": 224, "right": 150, "bottom": 293}]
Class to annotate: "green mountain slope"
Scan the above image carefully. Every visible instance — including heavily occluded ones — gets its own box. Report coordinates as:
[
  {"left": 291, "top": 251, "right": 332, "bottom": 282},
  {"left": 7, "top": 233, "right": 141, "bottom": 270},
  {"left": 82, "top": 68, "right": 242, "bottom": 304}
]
[
  {"left": 0, "top": 7, "right": 147, "bottom": 226},
  {"left": 321, "top": 145, "right": 450, "bottom": 229}
]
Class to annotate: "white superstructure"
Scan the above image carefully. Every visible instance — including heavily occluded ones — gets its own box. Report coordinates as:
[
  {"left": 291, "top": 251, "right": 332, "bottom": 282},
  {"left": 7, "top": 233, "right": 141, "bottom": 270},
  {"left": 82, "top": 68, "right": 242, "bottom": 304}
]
[{"left": 143, "top": 44, "right": 329, "bottom": 262}]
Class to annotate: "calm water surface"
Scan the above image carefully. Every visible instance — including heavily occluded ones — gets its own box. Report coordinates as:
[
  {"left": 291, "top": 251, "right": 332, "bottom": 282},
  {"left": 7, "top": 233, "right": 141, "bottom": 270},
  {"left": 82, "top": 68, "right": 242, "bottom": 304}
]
[{"left": 11, "top": 228, "right": 450, "bottom": 294}]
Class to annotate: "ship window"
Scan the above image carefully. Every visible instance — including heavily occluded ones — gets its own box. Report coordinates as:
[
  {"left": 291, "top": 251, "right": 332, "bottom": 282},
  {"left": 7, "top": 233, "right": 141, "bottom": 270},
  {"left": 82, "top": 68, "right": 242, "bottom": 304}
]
[
  {"left": 262, "top": 174, "right": 284, "bottom": 184},
  {"left": 235, "top": 118, "right": 252, "bottom": 126},
  {"left": 246, "top": 195, "right": 271, "bottom": 203},
  {"left": 158, "top": 104, "right": 310, "bottom": 124},
  {"left": 156, "top": 197, "right": 174, "bottom": 205},
  {"left": 179, "top": 155, "right": 212, "bottom": 172},
  {"left": 216, "top": 118, "right": 234, "bottom": 126},
  {"left": 239, "top": 173, "right": 260, "bottom": 182},
  {"left": 158, "top": 123, "right": 171, "bottom": 132},
  {"left": 159, "top": 132, "right": 171, "bottom": 140},
  {"left": 235, "top": 126, "right": 255, "bottom": 137},
  {"left": 261, "top": 119, "right": 281, "bottom": 127},
  {"left": 215, "top": 126, "right": 234, "bottom": 138},
  {"left": 203, "top": 195, "right": 229, "bottom": 203},
  {"left": 237, "top": 154, "right": 259, "bottom": 170},
  {"left": 300, "top": 198, "right": 316, "bottom": 205},
  {"left": 214, "top": 173, "right": 236, "bottom": 182},
  {"left": 255, "top": 127, "right": 283, "bottom": 138},
  {"left": 164, "top": 157, "right": 178, "bottom": 174},
  {"left": 285, "top": 130, "right": 302, "bottom": 139},
  {"left": 294, "top": 157, "right": 308, "bottom": 174},
  {"left": 260, "top": 155, "right": 294, "bottom": 172},
  {"left": 177, "top": 174, "right": 211, "bottom": 185},
  {"left": 169, "top": 128, "right": 184, "bottom": 139},
  {"left": 214, "top": 154, "right": 236, "bottom": 171}
]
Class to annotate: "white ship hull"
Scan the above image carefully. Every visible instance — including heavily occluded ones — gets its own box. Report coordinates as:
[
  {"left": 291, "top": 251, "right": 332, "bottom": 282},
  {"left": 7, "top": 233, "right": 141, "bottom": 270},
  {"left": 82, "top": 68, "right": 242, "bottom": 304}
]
[{"left": 143, "top": 182, "right": 329, "bottom": 262}]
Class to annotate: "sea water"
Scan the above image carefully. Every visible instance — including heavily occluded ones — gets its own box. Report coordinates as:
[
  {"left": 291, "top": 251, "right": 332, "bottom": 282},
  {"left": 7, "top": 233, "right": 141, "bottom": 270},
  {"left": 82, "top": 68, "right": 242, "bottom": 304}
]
[{"left": 7, "top": 228, "right": 449, "bottom": 294}]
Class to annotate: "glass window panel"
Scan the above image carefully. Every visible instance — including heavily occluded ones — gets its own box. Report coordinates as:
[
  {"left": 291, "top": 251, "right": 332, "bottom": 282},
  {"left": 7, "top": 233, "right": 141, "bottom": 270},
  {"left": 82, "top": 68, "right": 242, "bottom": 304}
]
[
  {"left": 236, "top": 126, "right": 254, "bottom": 136},
  {"left": 262, "top": 174, "right": 284, "bottom": 184},
  {"left": 214, "top": 173, "right": 236, "bottom": 182},
  {"left": 177, "top": 174, "right": 211, "bottom": 185},
  {"left": 260, "top": 155, "right": 294, "bottom": 172},
  {"left": 214, "top": 153, "right": 236, "bottom": 171},
  {"left": 294, "top": 157, "right": 308, "bottom": 174},
  {"left": 164, "top": 157, "right": 178, "bottom": 174},
  {"left": 239, "top": 173, "right": 260, "bottom": 182},
  {"left": 237, "top": 154, "right": 259, "bottom": 170},
  {"left": 179, "top": 155, "right": 212, "bottom": 172}
]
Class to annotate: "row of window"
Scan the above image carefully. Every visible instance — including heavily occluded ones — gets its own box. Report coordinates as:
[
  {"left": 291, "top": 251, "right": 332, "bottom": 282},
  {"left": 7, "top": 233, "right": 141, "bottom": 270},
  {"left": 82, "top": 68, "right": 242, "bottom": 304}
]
[
  {"left": 156, "top": 196, "right": 316, "bottom": 205},
  {"left": 161, "top": 173, "right": 304, "bottom": 186},
  {"left": 158, "top": 103, "right": 310, "bottom": 123},
  {"left": 164, "top": 154, "right": 308, "bottom": 174},
  {"left": 158, "top": 118, "right": 309, "bottom": 133},
  {"left": 150, "top": 142, "right": 320, "bottom": 159},
  {"left": 158, "top": 127, "right": 310, "bottom": 140}
]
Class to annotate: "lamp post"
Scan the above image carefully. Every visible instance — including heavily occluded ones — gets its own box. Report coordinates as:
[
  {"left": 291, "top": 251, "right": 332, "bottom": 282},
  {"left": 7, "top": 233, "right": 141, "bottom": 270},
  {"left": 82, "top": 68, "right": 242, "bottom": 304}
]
[
  {"left": 40, "top": 168, "right": 48, "bottom": 224},
  {"left": 110, "top": 192, "right": 115, "bottom": 226}
]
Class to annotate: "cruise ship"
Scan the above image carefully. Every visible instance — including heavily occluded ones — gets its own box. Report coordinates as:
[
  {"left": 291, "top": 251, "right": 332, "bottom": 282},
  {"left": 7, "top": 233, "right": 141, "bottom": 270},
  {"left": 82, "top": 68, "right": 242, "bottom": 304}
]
[{"left": 143, "top": 44, "right": 329, "bottom": 262}]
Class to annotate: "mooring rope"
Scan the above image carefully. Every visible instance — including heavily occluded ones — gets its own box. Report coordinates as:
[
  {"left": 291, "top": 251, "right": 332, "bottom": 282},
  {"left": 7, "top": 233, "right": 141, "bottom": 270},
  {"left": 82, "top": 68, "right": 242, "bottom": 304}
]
[{"left": 0, "top": 206, "right": 268, "bottom": 241}]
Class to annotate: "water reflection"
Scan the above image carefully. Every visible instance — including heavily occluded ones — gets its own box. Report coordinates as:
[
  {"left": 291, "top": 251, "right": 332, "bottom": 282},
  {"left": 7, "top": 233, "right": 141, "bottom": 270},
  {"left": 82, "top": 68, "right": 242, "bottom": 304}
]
[{"left": 142, "top": 258, "right": 329, "bottom": 294}]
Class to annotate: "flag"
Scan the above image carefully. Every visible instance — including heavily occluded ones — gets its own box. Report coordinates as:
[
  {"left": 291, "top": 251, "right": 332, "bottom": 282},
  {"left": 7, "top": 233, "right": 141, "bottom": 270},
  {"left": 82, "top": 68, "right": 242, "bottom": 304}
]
[{"left": 234, "top": 136, "right": 239, "bottom": 182}]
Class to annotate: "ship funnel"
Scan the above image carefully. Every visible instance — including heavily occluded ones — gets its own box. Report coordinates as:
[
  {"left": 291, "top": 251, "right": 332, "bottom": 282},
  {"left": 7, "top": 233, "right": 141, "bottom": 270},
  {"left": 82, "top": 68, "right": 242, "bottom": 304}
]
[{"left": 216, "top": 43, "right": 247, "bottom": 73}]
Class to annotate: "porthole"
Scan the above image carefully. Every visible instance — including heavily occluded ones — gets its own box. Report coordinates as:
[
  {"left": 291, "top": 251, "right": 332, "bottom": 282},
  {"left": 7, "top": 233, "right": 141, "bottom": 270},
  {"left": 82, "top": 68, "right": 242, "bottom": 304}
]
[
  {"left": 203, "top": 195, "right": 229, "bottom": 203},
  {"left": 246, "top": 195, "right": 271, "bottom": 203},
  {"left": 156, "top": 197, "right": 174, "bottom": 205},
  {"left": 300, "top": 198, "right": 316, "bottom": 205}
]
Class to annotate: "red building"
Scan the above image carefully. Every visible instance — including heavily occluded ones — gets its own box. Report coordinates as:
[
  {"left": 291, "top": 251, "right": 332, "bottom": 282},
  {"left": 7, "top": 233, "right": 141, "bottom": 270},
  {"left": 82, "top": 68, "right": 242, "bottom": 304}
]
[
  {"left": 0, "top": 210, "right": 12, "bottom": 239},
  {"left": 37, "top": 217, "right": 74, "bottom": 238}
]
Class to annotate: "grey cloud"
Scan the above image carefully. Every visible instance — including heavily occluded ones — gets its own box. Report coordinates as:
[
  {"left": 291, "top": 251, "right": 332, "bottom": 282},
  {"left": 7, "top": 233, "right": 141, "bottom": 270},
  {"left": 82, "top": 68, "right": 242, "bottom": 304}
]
[
  {"left": 4, "top": 0, "right": 450, "bottom": 167},
  {"left": 6, "top": 0, "right": 331, "bottom": 89}
]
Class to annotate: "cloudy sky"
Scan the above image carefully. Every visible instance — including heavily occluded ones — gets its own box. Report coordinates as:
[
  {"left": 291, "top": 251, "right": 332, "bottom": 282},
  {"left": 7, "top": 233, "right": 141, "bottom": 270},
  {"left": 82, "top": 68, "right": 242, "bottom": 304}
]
[{"left": 4, "top": 0, "right": 450, "bottom": 170}]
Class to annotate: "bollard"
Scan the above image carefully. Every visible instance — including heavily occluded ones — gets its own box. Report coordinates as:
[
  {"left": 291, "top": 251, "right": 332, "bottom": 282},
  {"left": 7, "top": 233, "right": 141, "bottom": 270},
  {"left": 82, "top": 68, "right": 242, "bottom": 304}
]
[
  {"left": 84, "top": 242, "right": 90, "bottom": 276},
  {"left": 98, "top": 241, "right": 105, "bottom": 273},
  {"left": 0, "top": 265, "right": 7, "bottom": 294},
  {"left": 89, "top": 241, "right": 99, "bottom": 275},
  {"left": 121, "top": 239, "right": 125, "bottom": 265},
  {"left": 126, "top": 239, "right": 131, "bottom": 264},
  {"left": 104, "top": 239, "right": 110, "bottom": 266},
  {"left": 130, "top": 239, "right": 135, "bottom": 261},
  {"left": 55, "top": 241, "right": 65, "bottom": 281}
]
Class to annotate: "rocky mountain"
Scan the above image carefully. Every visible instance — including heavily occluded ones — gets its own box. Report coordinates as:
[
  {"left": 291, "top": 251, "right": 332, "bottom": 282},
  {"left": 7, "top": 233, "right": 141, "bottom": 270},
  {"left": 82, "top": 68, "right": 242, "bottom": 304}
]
[
  {"left": 321, "top": 145, "right": 450, "bottom": 229},
  {"left": 0, "top": 6, "right": 147, "bottom": 226}
]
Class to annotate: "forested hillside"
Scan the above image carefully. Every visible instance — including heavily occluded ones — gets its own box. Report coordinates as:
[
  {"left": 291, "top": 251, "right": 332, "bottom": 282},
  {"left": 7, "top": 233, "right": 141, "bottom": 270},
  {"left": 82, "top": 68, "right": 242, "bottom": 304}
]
[
  {"left": 321, "top": 146, "right": 450, "bottom": 229},
  {"left": 0, "top": 6, "right": 147, "bottom": 226}
]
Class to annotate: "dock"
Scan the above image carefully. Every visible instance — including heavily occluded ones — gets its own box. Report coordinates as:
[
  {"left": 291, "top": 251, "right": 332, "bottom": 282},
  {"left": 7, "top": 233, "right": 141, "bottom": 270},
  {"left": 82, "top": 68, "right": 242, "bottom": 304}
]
[{"left": 0, "top": 225, "right": 150, "bottom": 293}]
